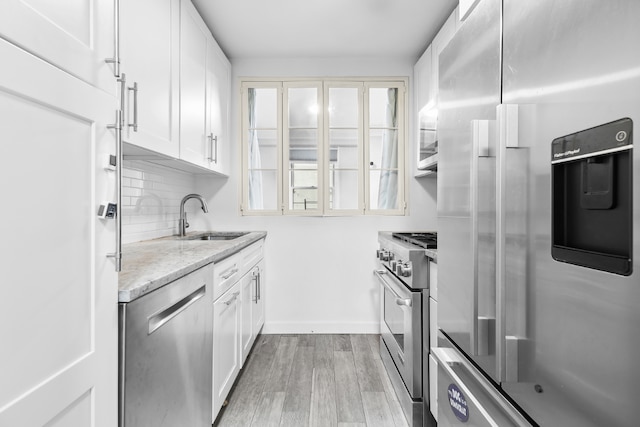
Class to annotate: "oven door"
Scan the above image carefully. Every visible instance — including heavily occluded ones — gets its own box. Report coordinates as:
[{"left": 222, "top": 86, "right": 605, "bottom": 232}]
[{"left": 375, "top": 267, "right": 422, "bottom": 398}]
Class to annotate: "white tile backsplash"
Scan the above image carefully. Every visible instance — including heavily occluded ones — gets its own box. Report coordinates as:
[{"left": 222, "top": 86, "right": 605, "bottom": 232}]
[{"left": 121, "top": 160, "right": 198, "bottom": 243}]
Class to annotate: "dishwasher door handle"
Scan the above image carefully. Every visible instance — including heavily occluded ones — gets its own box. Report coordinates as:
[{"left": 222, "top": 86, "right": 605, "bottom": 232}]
[{"left": 148, "top": 285, "right": 206, "bottom": 334}]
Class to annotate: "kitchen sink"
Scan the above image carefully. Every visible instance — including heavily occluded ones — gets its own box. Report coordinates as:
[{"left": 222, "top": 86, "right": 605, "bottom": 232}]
[{"left": 182, "top": 231, "right": 250, "bottom": 241}]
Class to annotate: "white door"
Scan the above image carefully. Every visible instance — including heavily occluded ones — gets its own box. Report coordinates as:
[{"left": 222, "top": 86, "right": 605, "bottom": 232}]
[
  {"left": 120, "top": 0, "right": 180, "bottom": 157},
  {"left": 0, "top": 31, "right": 118, "bottom": 427},
  {"left": 0, "top": 0, "right": 116, "bottom": 95}
]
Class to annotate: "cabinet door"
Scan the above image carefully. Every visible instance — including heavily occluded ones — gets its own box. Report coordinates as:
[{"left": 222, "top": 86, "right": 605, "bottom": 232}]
[
  {"left": 0, "top": 36, "right": 117, "bottom": 426},
  {"left": 120, "top": 0, "right": 180, "bottom": 157},
  {"left": 206, "top": 37, "right": 231, "bottom": 175},
  {"left": 430, "top": 7, "right": 459, "bottom": 106},
  {"left": 240, "top": 271, "right": 253, "bottom": 364},
  {"left": 180, "top": 0, "right": 209, "bottom": 169},
  {"left": 252, "top": 260, "right": 266, "bottom": 337},
  {"left": 212, "top": 282, "right": 241, "bottom": 422},
  {"left": 414, "top": 45, "right": 433, "bottom": 112},
  {"left": 0, "top": 0, "right": 116, "bottom": 96}
]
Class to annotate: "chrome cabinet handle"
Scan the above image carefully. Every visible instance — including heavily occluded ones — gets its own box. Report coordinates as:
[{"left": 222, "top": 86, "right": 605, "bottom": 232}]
[
  {"left": 221, "top": 267, "right": 239, "bottom": 280},
  {"left": 208, "top": 134, "right": 218, "bottom": 163},
  {"left": 128, "top": 82, "right": 138, "bottom": 131},
  {"left": 373, "top": 269, "right": 412, "bottom": 307},
  {"left": 104, "top": 0, "right": 121, "bottom": 77},
  {"left": 252, "top": 270, "right": 259, "bottom": 303},
  {"left": 257, "top": 271, "right": 261, "bottom": 301},
  {"left": 224, "top": 291, "right": 240, "bottom": 306},
  {"left": 148, "top": 285, "right": 206, "bottom": 334}
]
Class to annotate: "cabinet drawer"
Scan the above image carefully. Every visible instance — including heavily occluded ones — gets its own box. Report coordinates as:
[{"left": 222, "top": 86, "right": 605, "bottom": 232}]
[
  {"left": 239, "top": 239, "right": 264, "bottom": 275},
  {"left": 212, "top": 239, "right": 264, "bottom": 301},
  {"left": 213, "top": 253, "right": 241, "bottom": 301}
]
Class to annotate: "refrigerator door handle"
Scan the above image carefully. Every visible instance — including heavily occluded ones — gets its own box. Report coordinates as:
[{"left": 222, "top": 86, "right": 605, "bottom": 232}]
[
  {"left": 496, "top": 104, "right": 529, "bottom": 383},
  {"left": 471, "top": 119, "right": 496, "bottom": 357}
]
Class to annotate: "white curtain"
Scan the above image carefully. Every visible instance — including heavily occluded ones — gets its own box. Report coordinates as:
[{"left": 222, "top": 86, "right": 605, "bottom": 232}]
[
  {"left": 377, "top": 88, "right": 398, "bottom": 209},
  {"left": 248, "top": 88, "right": 263, "bottom": 209}
]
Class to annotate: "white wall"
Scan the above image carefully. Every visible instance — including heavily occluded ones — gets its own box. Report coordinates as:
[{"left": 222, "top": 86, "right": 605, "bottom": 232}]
[{"left": 190, "top": 57, "right": 438, "bottom": 333}]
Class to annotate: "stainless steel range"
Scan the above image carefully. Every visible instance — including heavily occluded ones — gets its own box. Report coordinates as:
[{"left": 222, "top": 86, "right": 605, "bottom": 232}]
[{"left": 375, "top": 232, "right": 436, "bottom": 427}]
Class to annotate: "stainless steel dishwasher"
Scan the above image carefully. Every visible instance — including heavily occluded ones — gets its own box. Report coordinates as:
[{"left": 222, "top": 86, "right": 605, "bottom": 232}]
[{"left": 118, "top": 264, "right": 213, "bottom": 426}]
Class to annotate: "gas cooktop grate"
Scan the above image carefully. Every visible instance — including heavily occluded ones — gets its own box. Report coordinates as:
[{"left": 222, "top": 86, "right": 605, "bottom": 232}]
[{"left": 391, "top": 232, "right": 437, "bottom": 249}]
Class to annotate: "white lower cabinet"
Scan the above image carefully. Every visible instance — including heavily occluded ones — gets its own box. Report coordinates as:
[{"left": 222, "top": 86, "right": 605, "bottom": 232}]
[
  {"left": 212, "top": 281, "right": 241, "bottom": 422},
  {"left": 241, "top": 259, "right": 266, "bottom": 364},
  {"left": 240, "top": 270, "right": 253, "bottom": 364},
  {"left": 251, "top": 259, "right": 266, "bottom": 346},
  {"left": 212, "top": 239, "right": 265, "bottom": 422}
]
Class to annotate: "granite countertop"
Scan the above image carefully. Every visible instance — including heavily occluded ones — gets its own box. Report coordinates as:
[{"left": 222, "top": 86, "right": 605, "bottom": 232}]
[{"left": 118, "top": 231, "right": 267, "bottom": 303}]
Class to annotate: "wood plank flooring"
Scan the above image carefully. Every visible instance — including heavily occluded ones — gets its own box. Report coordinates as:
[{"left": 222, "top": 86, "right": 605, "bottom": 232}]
[{"left": 214, "top": 334, "right": 408, "bottom": 427}]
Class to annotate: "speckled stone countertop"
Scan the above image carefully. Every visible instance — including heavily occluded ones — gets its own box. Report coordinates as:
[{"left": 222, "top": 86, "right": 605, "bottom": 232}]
[{"left": 118, "top": 231, "right": 267, "bottom": 303}]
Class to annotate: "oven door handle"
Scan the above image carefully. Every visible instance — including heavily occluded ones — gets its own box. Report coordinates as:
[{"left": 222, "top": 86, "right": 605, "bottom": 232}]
[{"left": 374, "top": 269, "right": 412, "bottom": 307}]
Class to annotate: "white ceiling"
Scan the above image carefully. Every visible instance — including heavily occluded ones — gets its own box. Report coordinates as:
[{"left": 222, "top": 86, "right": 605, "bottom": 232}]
[{"left": 191, "top": 0, "right": 457, "bottom": 60}]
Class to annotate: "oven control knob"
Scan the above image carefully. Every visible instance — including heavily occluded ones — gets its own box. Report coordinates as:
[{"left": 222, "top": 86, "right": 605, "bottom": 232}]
[
  {"left": 393, "top": 260, "right": 403, "bottom": 275},
  {"left": 400, "top": 262, "right": 413, "bottom": 277},
  {"left": 376, "top": 249, "right": 382, "bottom": 258},
  {"left": 391, "top": 259, "right": 401, "bottom": 271}
]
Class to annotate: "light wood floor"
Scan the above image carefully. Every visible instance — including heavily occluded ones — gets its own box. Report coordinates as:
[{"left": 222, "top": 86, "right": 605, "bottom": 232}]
[{"left": 214, "top": 334, "right": 409, "bottom": 427}]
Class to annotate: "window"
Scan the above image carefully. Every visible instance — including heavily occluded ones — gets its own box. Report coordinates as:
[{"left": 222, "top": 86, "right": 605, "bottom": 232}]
[{"left": 241, "top": 79, "right": 406, "bottom": 216}]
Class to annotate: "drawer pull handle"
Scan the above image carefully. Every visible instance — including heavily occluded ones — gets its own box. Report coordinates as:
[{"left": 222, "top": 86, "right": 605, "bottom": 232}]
[
  {"left": 221, "top": 268, "right": 239, "bottom": 280},
  {"left": 224, "top": 291, "right": 240, "bottom": 306}
]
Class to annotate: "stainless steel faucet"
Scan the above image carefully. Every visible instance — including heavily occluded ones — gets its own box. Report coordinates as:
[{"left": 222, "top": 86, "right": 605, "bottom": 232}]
[{"left": 178, "top": 194, "right": 209, "bottom": 236}]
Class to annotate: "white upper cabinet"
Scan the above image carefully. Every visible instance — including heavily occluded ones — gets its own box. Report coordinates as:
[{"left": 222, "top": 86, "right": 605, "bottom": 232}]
[
  {"left": 429, "top": 7, "right": 459, "bottom": 106},
  {"left": 206, "top": 38, "right": 231, "bottom": 176},
  {"left": 180, "top": 0, "right": 231, "bottom": 176},
  {"left": 120, "top": 0, "right": 180, "bottom": 158},
  {"left": 414, "top": 45, "right": 433, "bottom": 114},
  {"left": 414, "top": 6, "right": 459, "bottom": 176},
  {"left": 414, "top": 6, "right": 460, "bottom": 117}
]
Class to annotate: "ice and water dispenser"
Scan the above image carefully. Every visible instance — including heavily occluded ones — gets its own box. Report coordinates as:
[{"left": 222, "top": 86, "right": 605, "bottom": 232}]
[{"left": 551, "top": 118, "right": 633, "bottom": 276}]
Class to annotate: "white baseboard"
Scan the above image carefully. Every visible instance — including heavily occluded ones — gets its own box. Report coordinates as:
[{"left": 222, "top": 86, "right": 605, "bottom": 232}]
[{"left": 262, "top": 321, "right": 380, "bottom": 334}]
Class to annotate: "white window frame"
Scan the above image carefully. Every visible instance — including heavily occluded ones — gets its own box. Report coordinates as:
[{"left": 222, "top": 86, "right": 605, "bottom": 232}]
[
  {"left": 323, "top": 81, "right": 364, "bottom": 216},
  {"left": 240, "top": 82, "right": 283, "bottom": 215},
  {"left": 240, "top": 78, "right": 407, "bottom": 216},
  {"left": 364, "top": 81, "right": 406, "bottom": 216},
  {"left": 283, "top": 81, "right": 324, "bottom": 216}
]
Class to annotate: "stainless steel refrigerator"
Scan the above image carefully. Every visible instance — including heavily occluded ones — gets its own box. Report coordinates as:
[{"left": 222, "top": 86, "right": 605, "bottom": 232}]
[{"left": 434, "top": 0, "right": 640, "bottom": 425}]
